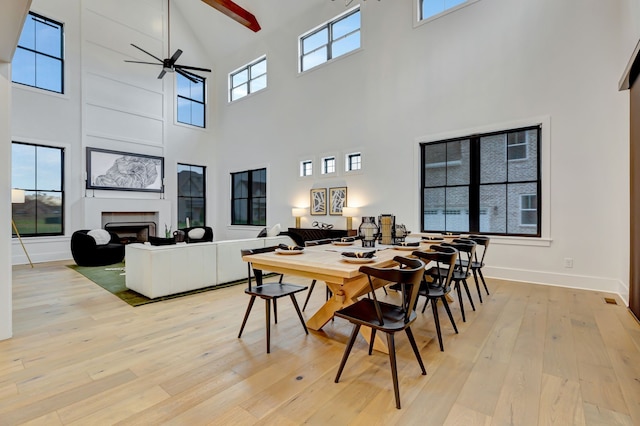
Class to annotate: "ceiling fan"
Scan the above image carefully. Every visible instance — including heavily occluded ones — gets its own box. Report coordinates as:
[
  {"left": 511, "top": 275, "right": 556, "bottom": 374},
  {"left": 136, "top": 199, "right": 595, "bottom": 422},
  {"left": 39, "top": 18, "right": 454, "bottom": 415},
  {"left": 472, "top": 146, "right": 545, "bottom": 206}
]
[{"left": 124, "top": 0, "right": 211, "bottom": 83}]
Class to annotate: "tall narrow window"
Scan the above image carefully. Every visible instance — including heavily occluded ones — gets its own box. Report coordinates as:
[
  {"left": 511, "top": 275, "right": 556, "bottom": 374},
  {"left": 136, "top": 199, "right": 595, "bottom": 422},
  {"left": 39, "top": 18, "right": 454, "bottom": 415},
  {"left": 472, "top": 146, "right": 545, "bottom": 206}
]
[
  {"left": 299, "top": 8, "right": 361, "bottom": 72},
  {"left": 229, "top": 56, "right": 267, "bottom": 102},
  {"left": 231, "top": 168, "right": 267, "bottom": 226},
  {"left": 12, "top": 142, "right": 64, "bottom": 236},
  {"left": 12, "top": 12, "right": 64, "bottom": 93},
  {"left": 421, "top": 125, "right": 541, "bottom": 236},
  {"left": 177, "top": 73, "right": 205, "bottom": 127},
  {"left": 177, "top": 164, "right": 206, "bottom": 229}
]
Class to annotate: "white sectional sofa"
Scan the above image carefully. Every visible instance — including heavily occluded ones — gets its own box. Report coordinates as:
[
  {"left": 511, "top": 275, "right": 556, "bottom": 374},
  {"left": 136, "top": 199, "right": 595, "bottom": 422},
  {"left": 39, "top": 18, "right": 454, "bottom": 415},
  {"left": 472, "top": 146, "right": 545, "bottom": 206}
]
[{"left": 125, "top": 235, "right": 295, "bottom": 298}]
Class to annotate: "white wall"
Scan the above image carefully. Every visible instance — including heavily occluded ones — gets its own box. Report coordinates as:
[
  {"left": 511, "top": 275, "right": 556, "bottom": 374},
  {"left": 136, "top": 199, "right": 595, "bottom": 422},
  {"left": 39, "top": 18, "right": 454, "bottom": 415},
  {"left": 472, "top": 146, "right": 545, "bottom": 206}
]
[
  {"left": 1, "top": 63, "right": 13, "bottom": 340},
  {"left": 10, "top": 0, "right": 216, "bottom": 264},
  {"left": 212, "top": 0, "right": 634, "bottom": 298}
]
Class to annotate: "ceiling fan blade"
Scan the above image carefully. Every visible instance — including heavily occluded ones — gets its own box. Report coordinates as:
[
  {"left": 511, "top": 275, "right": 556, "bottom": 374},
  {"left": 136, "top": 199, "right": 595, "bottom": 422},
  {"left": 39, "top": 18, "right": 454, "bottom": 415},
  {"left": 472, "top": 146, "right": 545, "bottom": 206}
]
[
  {"left": 130, "top": 43, "right": 164, "bottom": 63},
  {"left": 175, "top": 64, "right": 212, "bottom": 73},
  {"left": 176, "top": 68, "right": 199, "bottom": 83},
  {"left": 124, "top": 60, "right": 162, "bottom": 65},
  {"left": 168, "top": 49, "right": 183, "bottom": 65},
  {"left": 157, "top": 69, "right": 167, "bottom": 80}
]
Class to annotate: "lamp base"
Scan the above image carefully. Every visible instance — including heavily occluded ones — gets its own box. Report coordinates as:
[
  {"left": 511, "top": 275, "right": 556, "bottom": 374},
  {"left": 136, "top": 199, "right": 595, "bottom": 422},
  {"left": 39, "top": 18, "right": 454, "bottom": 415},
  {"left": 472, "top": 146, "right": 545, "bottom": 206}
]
[
  {"left": 295, "top": 217, "right": 301, "bottom": 228},
  {"left": 346, "top": 217, "right": 352, "bottom": 231}
]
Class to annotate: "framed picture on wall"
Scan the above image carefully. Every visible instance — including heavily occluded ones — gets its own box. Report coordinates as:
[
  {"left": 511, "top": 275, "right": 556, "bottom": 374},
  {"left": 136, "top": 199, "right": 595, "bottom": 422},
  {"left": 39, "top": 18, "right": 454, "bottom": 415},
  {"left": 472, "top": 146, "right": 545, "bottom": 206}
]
[
  {"left": 329, "top": 187, "right": 347, "bottom": 216},
  {"left": 86, "top": 148, "right": 164, "bottom": 192},
  {"left": 310, "top": 188, "right": 327, "bottom": 216}
]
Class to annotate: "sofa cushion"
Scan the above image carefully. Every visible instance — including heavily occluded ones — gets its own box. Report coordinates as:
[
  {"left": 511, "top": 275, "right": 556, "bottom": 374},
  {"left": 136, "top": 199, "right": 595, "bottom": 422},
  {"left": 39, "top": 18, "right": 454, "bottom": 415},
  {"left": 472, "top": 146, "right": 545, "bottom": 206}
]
[{"left": 88, "top": 229, "right": 111, "bottom": 245}]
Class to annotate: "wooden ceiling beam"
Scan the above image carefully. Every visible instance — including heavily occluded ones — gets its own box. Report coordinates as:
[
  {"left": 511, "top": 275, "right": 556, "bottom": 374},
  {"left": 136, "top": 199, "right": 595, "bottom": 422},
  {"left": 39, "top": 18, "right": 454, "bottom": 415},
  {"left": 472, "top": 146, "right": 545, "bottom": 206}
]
[{"left": 200, "top": 0, "right": 261, "bottom": 33}]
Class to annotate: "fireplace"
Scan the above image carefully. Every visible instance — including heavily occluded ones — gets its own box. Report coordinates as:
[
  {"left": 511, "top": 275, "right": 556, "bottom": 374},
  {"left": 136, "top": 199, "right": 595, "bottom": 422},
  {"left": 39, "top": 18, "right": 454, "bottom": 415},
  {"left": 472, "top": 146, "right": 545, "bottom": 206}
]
[
  {"left": 105, "top": 222, "right": 156, "bottom": 243},
  {"left": 102, "top": 211, "right": 160, "bottom": 243}
]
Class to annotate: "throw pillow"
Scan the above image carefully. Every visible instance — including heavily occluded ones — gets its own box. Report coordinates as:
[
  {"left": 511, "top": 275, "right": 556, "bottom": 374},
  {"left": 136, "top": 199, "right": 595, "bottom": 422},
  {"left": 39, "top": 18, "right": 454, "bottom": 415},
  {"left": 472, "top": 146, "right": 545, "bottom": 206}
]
[
  {"left": 267, "top": 223, "right": 281, "bottom": 237},
  {"left": 88, "top": 229, "right": 111, "bottom": 245},
  {"left": 188, "top": 227, "right": 206, "bottom": 240}
]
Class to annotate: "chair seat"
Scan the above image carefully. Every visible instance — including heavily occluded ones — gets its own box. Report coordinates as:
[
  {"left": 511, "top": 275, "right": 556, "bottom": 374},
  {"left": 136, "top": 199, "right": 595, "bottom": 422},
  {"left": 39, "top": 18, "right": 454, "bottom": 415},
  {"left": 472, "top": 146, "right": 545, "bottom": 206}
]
[
  {"left": 460, "top": 259, "right": 484, "bottom": 269},
  {"left": 245, "top": 283, "right": 307, "bottom": 299},
  {"left": 335, "top": 299, "right": 417, "bottom": 332},
  {"left": 427, "top": 266, "right": 470, "bottom": 281},
  {"left": 418, "top": 282, "right": 448, "bottom": 298}
]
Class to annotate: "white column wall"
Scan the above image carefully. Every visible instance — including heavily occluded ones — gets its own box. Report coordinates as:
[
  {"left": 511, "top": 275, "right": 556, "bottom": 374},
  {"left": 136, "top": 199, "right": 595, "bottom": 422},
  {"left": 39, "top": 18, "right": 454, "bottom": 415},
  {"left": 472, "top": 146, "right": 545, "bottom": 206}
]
[
  {"left": 212, "top": 0, "right": 634, "bottom": 299},
  {"left": 1, "top": 63, "right": 13, "bottom": 340}
]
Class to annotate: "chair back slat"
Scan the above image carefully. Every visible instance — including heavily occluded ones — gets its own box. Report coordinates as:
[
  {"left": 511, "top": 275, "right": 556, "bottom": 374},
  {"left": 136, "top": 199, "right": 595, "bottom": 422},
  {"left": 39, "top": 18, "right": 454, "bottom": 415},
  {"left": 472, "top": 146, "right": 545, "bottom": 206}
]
[
  {"left": 413, "top": 246, "right": 458, "bottom": 292},
  {"left": 467, "top": 235, "right": 490, "bottom": 265},
  {"left": 442, "top": 241, "right": 476, "bottom": 276},
  {"left": 359, "top": 256, "right": 425, "bottom": 324}
]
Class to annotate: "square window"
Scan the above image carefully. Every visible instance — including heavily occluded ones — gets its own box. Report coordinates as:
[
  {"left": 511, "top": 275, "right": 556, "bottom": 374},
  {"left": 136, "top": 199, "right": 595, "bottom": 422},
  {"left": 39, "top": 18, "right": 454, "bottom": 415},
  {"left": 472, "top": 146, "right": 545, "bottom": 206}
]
[
  {"left": 300, "top": 160, "right": 313, "bottom": 177},
  {"left": 346, "top": 153, "right": 361, "bottom": 171},
  {"left": 322, "top": 156, "right": 336, "bottom": 174}
]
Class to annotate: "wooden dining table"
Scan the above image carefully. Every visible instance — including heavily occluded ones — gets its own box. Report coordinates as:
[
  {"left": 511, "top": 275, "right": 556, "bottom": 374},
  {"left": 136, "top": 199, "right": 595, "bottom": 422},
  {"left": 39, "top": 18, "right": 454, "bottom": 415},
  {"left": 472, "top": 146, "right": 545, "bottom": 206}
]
[{"left": 242, "top": 240, "right": 438, "bottom": 352}]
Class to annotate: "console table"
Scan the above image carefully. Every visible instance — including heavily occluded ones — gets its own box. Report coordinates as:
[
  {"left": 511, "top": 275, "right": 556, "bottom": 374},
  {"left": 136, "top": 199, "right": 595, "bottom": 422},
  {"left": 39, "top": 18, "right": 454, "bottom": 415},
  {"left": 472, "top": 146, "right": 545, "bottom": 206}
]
[{"left": 287, "top": 228, "right": 357, "bottom": 246}]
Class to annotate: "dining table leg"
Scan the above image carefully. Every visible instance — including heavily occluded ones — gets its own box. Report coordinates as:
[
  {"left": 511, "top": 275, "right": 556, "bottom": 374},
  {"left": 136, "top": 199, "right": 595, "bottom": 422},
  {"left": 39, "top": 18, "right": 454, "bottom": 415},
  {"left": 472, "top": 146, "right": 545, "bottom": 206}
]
[{"left": 306, "top": 276, "right": 390, "bottom": 353}]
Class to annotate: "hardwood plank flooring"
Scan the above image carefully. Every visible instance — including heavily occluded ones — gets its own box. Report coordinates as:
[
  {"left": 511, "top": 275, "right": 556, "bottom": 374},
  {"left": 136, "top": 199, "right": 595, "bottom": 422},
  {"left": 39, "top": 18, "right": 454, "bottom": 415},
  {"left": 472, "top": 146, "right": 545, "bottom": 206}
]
[{"left": 1, "top": 262, "right": 639, "bottom": 425}]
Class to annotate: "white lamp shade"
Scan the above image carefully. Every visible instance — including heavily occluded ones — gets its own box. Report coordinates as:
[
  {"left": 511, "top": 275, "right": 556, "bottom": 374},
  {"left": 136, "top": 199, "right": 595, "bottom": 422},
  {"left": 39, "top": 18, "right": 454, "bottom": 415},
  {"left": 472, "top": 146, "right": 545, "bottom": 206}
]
[
  {"left": 341, "top": 206, "right": 358, "bottom": 218},
  {"left": 11, "top": 189, "right": 25, "bottom": 204},
  {"left": 291, "top": 207, "right": 307, "bottom": 217}
]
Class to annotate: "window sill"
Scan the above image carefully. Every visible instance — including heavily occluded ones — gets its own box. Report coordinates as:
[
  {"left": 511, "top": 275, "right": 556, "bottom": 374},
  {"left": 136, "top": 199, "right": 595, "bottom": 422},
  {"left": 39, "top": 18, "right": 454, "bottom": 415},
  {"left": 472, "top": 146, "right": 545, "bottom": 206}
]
[{"left": 490, "top": 235, "right": 552, "bottom": 247}]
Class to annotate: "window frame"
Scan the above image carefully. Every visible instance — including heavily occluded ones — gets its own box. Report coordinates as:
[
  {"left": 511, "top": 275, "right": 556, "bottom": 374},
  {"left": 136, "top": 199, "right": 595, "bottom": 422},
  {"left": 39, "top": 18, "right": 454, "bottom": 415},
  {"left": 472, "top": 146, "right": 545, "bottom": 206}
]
[
  {"left": 345, "top": 152, "right": 362, "bottom": 172},
  {"left": 12, "top": 11, "right": 64, "bottom": 94},
  {"left": 229, "top": 56, "right": 267, "bottom": 102},
  {"left": 177, "top": 163, "right": 206, "bottom": 229},
  {"left": 231, "top": 167, "right": 267, "bottom": 226},
  {"left": 11, "top": 141, "right": 65, "bottom": 237},
  {"left": 420, "top": 125, "right": 542, "bottom": 237},
  {"left": 321, "top": 156, "right": 336, "bottom": 175},
  {"left": 176, "top": 73, "right": 206, "bottom": 128},
  {"left": 300, "top": 160, "right": 313, "bottom": 177},
  {"left": 299, "top": 7, "right": 361, "bottom": 73}
]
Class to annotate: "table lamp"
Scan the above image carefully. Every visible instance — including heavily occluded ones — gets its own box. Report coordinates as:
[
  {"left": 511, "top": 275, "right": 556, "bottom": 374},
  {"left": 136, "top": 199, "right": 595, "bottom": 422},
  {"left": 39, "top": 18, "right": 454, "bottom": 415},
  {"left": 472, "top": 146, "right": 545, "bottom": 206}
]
[
  {"left": 11, "top": 189, "right": 33, "bottom": 268},
  {"left": 291, "top": 207, "right": 306, "bottom": 228},
  {"left": 341, "top": 206, "right": 358, "bottom": 231}
]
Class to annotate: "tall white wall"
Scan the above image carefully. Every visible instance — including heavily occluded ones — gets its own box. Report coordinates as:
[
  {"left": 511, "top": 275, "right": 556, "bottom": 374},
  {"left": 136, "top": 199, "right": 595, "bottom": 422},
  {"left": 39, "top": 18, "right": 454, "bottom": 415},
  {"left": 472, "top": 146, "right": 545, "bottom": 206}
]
[
  {"left": 212, "top": 0, "right": 633, "bottom": 298},
  {"left": 1, "top": 63, "right": 13, "bottom": 340},
  {"left": 10, "top": 0, "right": 216, "bottom": 265}
]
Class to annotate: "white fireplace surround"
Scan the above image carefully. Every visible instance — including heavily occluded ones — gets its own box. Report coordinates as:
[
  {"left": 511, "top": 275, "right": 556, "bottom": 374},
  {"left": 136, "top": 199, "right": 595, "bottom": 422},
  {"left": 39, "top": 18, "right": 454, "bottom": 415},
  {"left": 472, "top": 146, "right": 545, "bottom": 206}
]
[{"left": 82, "top": 197, "right": 172, "bottom": 236}]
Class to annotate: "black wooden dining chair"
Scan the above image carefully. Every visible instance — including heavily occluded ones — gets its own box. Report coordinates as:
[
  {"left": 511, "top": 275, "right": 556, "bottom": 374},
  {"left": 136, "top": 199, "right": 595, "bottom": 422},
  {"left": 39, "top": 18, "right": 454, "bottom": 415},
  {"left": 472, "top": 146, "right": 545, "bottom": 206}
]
[
  {"left": 458, "top": 235, "right": 491, "bottom": 302},
  {"left": 436, "top": 240, "right": 477, "bottom": 322},
  {"left": 302, "top": 238, "right": 334, "bottom": 311},
  {"left": 333, "top": 256, "right": 426, "bottom": 409},
  {"left": 412, "top": 246, "right": 459, "bottom": 352},
  {"left": 238, "top": 246, "right": 308, "bottom": 353}
]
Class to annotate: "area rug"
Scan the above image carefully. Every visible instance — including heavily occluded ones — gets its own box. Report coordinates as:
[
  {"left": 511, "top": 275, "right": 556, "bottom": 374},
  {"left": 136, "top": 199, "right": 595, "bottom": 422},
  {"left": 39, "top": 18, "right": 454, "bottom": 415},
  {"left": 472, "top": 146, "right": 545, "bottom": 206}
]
[{"left": 67, "top": 263, "right": 249, "bottom": 307}]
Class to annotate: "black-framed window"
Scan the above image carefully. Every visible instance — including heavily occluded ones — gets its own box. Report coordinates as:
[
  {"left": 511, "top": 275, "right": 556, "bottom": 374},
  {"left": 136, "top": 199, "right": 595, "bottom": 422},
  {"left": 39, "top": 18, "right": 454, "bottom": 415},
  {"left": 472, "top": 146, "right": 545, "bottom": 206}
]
[
  {"left": 300, "top": 160, "right": 313, "bottom": 177},
  {"left": 299, "top": 8, "right": 360, "bottom": 72},
  {"left": 12, "top": 12, "right": 64, "bottom": 93},
  {"left": 346, "top": 152, "right": 361, "bottom": 171},
  {"left": 229, "top": 56, "right": 267, "bottom": 102},
  {"left": 177, "top": 73, "right": 205, "bottom": 127},
  {"left": 231, "top": 168, "right": 266, "bottom": 226},
  {"left": 11, "top": 142, "right": 64, "bottom": 236},
  {"left": 177, "top": 164, "right": 206, "bottom": 229},
  {"left": 322, "top": 156, "right": 336, "bottom": 174},
  {"left": 421, "top": 125, "right": 541, "bottom": 236}
]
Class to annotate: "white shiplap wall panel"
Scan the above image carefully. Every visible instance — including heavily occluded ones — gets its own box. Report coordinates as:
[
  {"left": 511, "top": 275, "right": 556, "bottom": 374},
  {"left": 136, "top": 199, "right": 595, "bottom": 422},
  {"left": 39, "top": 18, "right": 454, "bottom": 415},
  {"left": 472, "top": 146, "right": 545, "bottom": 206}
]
[
  {"left": 85, "top": 103, "right": 163, "bottom": 146},
  {"left": 83, "top": 0, "right": 163, "bottom": 40},
  {"left": 83, "top": 41, "right": 163, "bottom": 94},
  {"left": 85, "top": 73, "right": 163, "bottom": 119}
]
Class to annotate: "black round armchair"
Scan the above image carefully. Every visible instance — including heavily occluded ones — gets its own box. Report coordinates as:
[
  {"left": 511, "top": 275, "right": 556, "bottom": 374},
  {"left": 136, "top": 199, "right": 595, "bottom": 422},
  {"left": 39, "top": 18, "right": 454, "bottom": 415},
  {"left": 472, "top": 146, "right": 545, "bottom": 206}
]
[{"left": 71, "top": 229, "right": 125, "bottom": 266}]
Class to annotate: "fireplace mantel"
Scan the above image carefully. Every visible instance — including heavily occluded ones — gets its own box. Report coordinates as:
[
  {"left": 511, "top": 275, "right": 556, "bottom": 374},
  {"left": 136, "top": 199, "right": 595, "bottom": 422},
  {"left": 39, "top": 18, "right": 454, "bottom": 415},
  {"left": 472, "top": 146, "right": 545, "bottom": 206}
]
[{"left": 82, "top": 197, "right": 172, "bottom": 233}]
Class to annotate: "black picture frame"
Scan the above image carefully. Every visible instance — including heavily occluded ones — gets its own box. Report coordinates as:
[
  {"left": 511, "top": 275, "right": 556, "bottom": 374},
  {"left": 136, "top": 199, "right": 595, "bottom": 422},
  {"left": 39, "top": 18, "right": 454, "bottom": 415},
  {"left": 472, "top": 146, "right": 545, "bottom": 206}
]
[{"left": 86, "top": 147, "right": 164, "bottom": 192}]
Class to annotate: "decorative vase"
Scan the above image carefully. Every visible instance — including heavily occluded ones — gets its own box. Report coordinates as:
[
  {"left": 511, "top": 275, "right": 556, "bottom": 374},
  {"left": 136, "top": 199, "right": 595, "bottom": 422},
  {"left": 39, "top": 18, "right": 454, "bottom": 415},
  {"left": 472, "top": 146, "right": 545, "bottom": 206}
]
[{"left": 359, "top": 216, "right": 378, "bottom": 248}]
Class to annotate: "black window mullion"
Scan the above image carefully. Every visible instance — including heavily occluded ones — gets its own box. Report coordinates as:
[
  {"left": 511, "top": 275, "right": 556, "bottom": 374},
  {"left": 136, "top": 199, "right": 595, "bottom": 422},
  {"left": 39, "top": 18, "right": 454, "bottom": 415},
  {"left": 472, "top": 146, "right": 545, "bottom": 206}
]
[{"left": 469, "top": 137, "right": 480, "bottom": 233}]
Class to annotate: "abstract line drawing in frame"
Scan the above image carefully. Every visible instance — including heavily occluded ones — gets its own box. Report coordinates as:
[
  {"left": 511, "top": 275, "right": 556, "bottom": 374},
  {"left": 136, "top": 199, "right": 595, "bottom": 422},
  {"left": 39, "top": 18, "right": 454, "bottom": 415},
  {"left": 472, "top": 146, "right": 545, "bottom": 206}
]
[
  {"left": 329, "top": 187, "right": 347, "bottom": 216},
  {"left": 310, "top": 188, "right": 327, "bottom": 216},
  {"left": 86, "top": 147, "right": 164, "bottom": 192}
]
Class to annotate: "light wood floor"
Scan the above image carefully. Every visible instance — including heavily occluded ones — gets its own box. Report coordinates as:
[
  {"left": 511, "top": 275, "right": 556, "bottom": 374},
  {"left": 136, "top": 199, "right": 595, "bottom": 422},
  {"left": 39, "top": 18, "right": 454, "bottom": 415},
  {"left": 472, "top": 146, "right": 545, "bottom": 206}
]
[{"left": 1, "top": 261, "right": 639, "bottom": 425}]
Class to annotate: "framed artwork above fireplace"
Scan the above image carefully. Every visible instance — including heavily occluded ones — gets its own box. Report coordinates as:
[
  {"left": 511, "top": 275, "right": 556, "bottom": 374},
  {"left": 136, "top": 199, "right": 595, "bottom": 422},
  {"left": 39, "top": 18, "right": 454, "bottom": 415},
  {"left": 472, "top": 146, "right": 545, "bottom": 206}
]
[{"left": 86, "top": 148, "right": 164, "bottom": 192}]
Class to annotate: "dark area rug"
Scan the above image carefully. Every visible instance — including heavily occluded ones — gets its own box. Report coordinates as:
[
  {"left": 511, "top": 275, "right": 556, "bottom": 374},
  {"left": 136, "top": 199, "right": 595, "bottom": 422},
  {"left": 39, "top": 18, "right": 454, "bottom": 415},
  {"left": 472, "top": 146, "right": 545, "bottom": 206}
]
[{"left": 67, "top": 262, "right": 248, "bottom": 307}]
